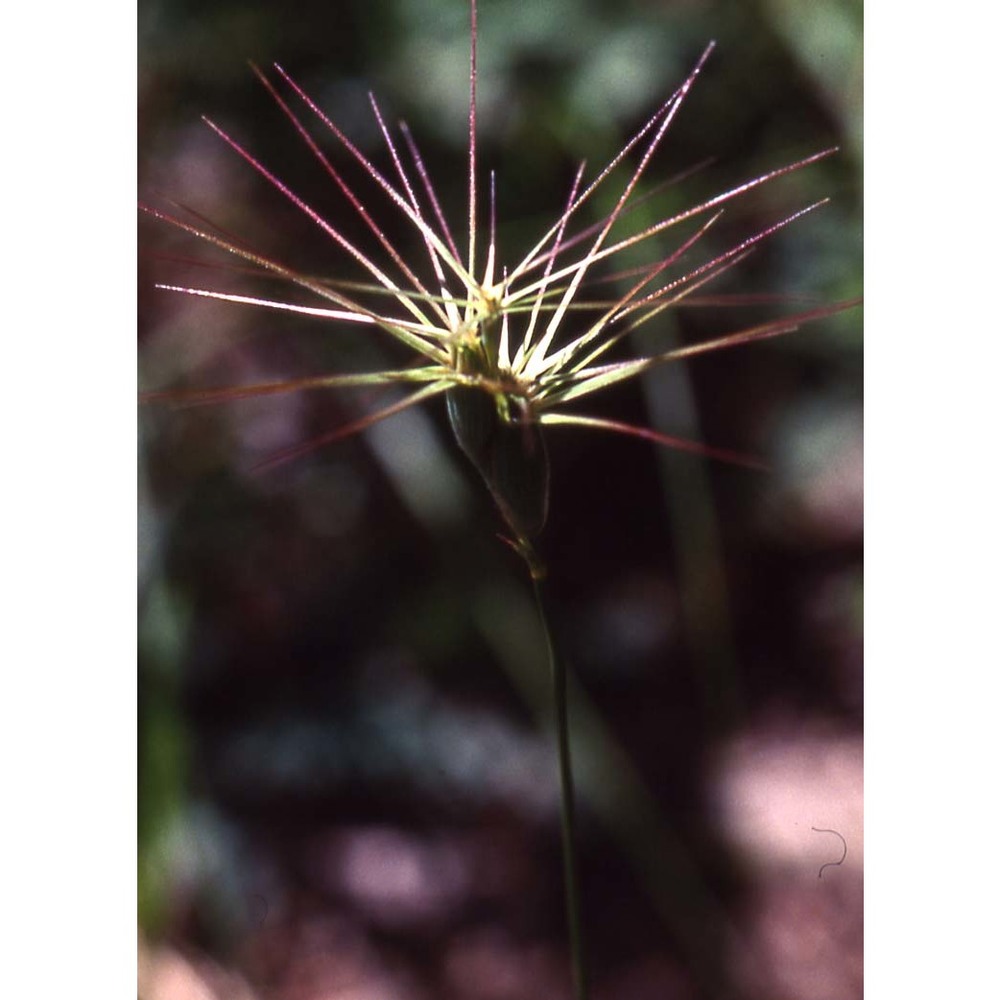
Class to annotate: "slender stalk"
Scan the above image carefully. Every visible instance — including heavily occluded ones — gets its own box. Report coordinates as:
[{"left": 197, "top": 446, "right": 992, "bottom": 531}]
[{"left": 520, "top": 538, "right": 589, "bottom": 1000}]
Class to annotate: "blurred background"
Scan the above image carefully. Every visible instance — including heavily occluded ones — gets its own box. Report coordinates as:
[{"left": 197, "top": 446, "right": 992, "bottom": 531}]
[{"left": 138, "top": 1, "right": 862, "bottom": 998}]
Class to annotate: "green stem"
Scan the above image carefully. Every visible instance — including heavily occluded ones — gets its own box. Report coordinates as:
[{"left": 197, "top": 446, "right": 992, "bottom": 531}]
[{"left": 520, "top": 538, "right": 589, "bottom": 1000}]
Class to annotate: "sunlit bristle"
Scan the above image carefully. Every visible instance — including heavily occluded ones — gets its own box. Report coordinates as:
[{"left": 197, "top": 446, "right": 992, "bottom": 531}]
[{"left": 467, "top": 0, "right": 479, "bottom": 284}]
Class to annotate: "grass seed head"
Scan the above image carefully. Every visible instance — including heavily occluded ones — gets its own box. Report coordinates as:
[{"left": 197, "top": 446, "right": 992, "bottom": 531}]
[{"left": 140, "top": 0, "right": 859, "bottom": 544}]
